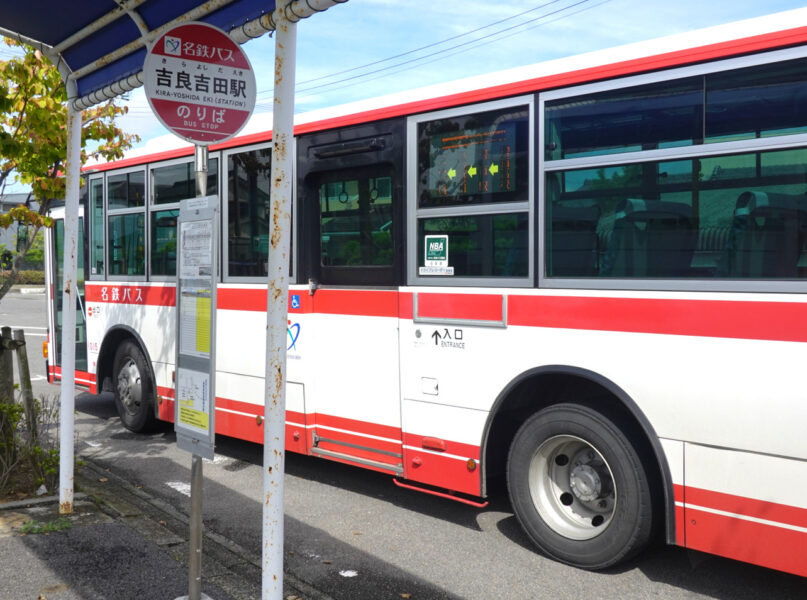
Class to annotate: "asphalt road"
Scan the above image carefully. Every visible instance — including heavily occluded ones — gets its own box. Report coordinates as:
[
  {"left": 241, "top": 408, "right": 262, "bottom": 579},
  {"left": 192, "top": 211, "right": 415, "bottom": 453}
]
[{"left": 4, "top": 290, "right": 807, "bottom": 599}]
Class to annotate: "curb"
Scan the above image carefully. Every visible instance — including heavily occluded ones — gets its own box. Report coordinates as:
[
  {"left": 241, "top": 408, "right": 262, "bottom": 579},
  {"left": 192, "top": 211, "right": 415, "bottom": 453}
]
[
  {"left": 0, "top": 492, "right": 87, "bottom": 511},
  {"left": 77, "top": 459, "right": 334, "bottom": 600}
]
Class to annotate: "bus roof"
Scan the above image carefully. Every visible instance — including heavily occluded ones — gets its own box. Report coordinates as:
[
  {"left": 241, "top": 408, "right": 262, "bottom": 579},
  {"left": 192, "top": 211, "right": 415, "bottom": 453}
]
[{"left": 84, "top": 7, "right": 807, "bottom": 174}]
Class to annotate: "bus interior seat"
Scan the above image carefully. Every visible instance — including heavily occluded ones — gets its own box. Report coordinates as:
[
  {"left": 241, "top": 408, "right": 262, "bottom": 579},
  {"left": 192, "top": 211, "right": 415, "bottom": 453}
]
[
  {"left": 548, "top": 204, "right": 601, "bottom": 276},
  {"left": 720, "top": 191, "right": 807, "bottom": 278},
  {"left": 602, "top": 198, "right": 695, "bottom": 277},
  {"left": 692, "top": 226, "right": 730, "bottom": 274}
]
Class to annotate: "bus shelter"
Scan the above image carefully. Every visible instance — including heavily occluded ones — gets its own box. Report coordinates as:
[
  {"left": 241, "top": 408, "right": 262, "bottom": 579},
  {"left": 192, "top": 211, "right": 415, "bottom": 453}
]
[{"left": 0, "top": 2, "right": 346, "bottom": 597}]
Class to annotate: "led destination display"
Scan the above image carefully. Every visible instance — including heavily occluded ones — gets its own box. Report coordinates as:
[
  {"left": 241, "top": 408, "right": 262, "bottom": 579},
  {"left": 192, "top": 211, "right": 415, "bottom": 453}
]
[
  {"left": 429, "top": 124, "right": 516, "bottom": 198},
  {"left": 418, "top": 105, "right": 528, "bottom": 207}
]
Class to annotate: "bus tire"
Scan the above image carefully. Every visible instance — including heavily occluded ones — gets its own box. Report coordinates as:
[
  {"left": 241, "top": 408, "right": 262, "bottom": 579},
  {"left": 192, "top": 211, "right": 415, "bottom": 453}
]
[
  {"left": 112, "top": 340, "right": 157, "bottom": 433},
  {"left": 506, "top": 403, "right": 654, "bottom": 570}
]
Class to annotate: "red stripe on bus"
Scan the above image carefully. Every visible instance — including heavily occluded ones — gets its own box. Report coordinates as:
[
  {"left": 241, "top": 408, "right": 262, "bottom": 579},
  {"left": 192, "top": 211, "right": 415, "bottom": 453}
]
[
  {"left": 415, "top": 293, "right": 503, "bottom": 322},
  {"left": 675, "top": 504, "right": 686, "bottom": 547},
  {"left": 221, "top": 287, "right": 397, "bottom": 316},
  {"left": 686, "top": 486, "right": 807, "bottom": 530},
  {"left": 158, "top": 396, "right": 307, "bottom": 450},
  {"left": 85, "top": 283, "right": 176, "bottom": 307},
  {"left": 685, "top": 506, "right": 807, "bottom": 577},
  {"left": 674, "top": 484, "right": 686, "bottom": 547},
  {"left": 673, "top": 483, "right": 685, "bottom": 504},
  {"left": 312, "top": 412, "right": 401, "bottom": 441},
  {"left": 157, "top": 385, "right": 174, "bottom": 399},
  {"left": 401, "top": 447, "right": 481, "bottom": 496},
  {"left": 402, "top": 433, "right": 481, "bottom": 461},
  {"left": 50, "top": 366, "right": 96, "bottom": 393},
  {"left": 507, "top": 295, "right": 807, "bottom": 343},
  {"left": 159, "top": 387, "right": 305, "bottom": 422},
  {"left": 314, "top": 289, "right": 399, "bottom": 317},
  {"left": 215, "top": 396, "right": 262, "bottom": 416},
  {"left": 218, "top": 287, "right": 266, "bottom": 311},
  {"left": 216, "top": 406, "right": 264, "bottom": 444}
]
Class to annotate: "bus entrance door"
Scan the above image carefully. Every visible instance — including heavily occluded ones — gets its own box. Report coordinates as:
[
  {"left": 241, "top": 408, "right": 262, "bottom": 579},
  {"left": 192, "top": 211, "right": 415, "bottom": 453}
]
[{"left": 297, "top": 119, "right": 406, "bottom": 476}]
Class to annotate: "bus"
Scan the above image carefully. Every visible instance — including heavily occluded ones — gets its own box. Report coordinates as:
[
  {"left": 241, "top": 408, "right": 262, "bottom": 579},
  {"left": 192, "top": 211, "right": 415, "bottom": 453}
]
[{"left": 45, "top": 10, "right": 807, "bottom": 576}]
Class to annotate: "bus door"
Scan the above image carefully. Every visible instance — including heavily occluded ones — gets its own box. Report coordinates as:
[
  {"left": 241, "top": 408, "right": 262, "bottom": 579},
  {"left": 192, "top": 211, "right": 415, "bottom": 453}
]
[
  {"left": 297, "top": 119, "right": 406, "bottom": 475},
  {"left": 48, "top": 210, "right": 88, "bottom": 382}
]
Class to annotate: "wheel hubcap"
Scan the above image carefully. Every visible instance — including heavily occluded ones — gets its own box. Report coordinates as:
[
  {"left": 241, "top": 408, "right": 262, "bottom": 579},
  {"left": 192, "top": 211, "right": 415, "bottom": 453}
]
[
  {"left": 116, "top": 358, "right": 142, "bottom": 415},
  {"left": 528, "top": 435, "right": 616, "bottom": 540}
]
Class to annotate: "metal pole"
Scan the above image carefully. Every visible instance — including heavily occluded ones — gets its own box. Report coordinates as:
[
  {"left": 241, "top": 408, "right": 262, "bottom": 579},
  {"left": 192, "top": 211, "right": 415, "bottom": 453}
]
[
  {"left": 188, "top": 454, "right": 204, "bottom": 600},
  {"left": 59, "top": 103, "right": 82, "bottom": 515},
  {"left": 263, "top": 13, "right": 297, "bottom": 600},
  {"left": 195, "top": 145, "right": 208, "bottom": 197}
]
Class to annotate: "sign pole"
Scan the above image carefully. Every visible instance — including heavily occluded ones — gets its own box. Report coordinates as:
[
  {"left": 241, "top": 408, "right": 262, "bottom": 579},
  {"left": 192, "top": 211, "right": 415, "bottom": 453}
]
[
  {"left": 185, "top": 143, "right": 210, "bottom": 600},
  {"left": 195, "top": 145, "right": 208, "bottom": 197},
  {"left": 188, "top": 454, "right": 205, "bottom": 600}
]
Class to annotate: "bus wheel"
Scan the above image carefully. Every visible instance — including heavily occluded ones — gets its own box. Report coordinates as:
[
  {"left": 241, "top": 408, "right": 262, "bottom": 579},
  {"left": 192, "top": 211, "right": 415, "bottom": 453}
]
[
  {"left": 112, "top": 340, "right": 157, "bottom": 433},
  {"left": 507, "top": 403, "right": 653, "bottom": 570}
]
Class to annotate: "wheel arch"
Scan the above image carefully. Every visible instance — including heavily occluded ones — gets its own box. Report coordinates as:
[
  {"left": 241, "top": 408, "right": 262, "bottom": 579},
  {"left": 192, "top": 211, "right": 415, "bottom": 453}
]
[
  {"left": 97, "top": 325, "right": 158, "bottom": 416},
  {"left": 481, "top": 365, "right": 676, "bottom": 545}
]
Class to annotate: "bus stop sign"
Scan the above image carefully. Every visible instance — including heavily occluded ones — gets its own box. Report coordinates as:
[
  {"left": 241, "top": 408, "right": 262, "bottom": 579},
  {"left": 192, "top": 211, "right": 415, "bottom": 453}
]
[{"left": 143, "top": 22, "right": 256, "bottom": 145}]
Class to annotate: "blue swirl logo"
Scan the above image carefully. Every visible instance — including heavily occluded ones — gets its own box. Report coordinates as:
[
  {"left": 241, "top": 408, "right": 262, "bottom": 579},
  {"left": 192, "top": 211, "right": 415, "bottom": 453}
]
[{"left": 287, "top": 322, "right": 300, "bottom": 350}]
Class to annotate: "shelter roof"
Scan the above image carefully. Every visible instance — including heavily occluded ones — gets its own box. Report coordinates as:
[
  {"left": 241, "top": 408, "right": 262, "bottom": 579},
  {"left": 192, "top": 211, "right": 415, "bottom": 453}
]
[{"left": 0, "top": 1, "right": 280, "bottom": 107}]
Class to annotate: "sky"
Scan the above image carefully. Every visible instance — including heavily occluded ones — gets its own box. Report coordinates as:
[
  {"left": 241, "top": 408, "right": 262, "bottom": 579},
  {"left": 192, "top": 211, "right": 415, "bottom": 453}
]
[{"left": 5, "top": 0, "right": 807, "bottom": 190}]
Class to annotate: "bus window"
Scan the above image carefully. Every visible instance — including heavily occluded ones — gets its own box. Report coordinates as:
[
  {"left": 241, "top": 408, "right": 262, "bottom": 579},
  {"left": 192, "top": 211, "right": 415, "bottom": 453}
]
[
  {"left": 89, "top": 177, "right": 104, "bottom": 277},
  {"left": 151, "top": 209, "right": 179, "bottom": 276},
  {"left": 107, "top": 171, "right": 144, "bottom": 209},
  {"left": 108, "top": 213, "right": 145, "bottom": 276},
  {"left": 152, "top": 158, "right": 218, "bottom": 204},
  {"left": 298, "top": 119, "right": 404, "bottom": 287},
  {"left": 706, "top": 57, "right": 807, "bottom": 143},
  {"left": 319, "top": 170, "right": 394, "bottom": 267},
  {"left": 410, "top": 99, "right": 533, "bottom": 286},
  {"left": 227, "top": 147, "right": 271, "bottom": 278},
  {"left": 417, "top": 105, "right": 529, "bottom": 208},
  {"left": 417, "top": 213, "right": 528, "bottom": 277},
  {"left": 106, "top": 169, "right": 145, "bottom": 278},
  {"left": 545, "top": 78, "right": 703, "bottom": 160},
  {"left": 150, "top": 157, "right": 218, "bottom": 278},
  {"left": 545, "top": 148, "right": 807, "bottom": 279}
]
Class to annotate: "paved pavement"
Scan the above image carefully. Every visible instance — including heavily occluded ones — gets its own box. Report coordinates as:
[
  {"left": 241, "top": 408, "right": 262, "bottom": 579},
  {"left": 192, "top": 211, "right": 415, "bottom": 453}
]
[{"left": 0, "top": 459, "right": 332, "bottom": 600}]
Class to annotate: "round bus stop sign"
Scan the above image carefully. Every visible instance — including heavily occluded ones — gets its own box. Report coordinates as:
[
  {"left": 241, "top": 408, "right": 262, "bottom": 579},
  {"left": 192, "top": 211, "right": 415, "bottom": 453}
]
[{"left": 143, "top": 22, "right": 256, "bottom": 145}]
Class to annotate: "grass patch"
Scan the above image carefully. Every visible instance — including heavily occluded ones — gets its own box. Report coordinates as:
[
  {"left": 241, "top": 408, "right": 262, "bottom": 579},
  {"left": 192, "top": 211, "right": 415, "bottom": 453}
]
[{"left": 21, "top": 517, "right": 71, "bottom": 534}]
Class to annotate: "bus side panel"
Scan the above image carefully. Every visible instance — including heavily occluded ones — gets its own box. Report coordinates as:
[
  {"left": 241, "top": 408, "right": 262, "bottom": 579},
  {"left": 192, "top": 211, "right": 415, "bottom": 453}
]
[
  {"left": 683, "top": 443, "right": 807, "bottom": 577},
  {"left": 85, "top": 281, "right": 177, "bottom": 398},
  {"left": 400, "top": 399, "right": 486, "bottom": 495}
]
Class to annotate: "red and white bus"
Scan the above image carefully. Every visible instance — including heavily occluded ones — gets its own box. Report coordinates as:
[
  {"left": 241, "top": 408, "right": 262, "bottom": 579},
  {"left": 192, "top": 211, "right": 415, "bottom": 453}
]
[{"left": 45, "top": 10, "right": 807, "bottom": 576}]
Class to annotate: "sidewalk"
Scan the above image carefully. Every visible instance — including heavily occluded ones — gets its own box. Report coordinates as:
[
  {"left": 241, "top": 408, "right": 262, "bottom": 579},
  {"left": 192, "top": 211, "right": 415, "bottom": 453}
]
[{"left": 0, "top": 460, "right": 331, "bottom": 600}]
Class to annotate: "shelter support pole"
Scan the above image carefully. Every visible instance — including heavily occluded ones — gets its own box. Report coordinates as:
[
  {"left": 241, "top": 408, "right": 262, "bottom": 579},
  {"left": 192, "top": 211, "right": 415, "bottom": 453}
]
[
  {"left": 262, "top": 12, "right": 297, "bottom": 600},
  {"left": 58, "top": 103, "right": 82, "bottom": 514}
]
